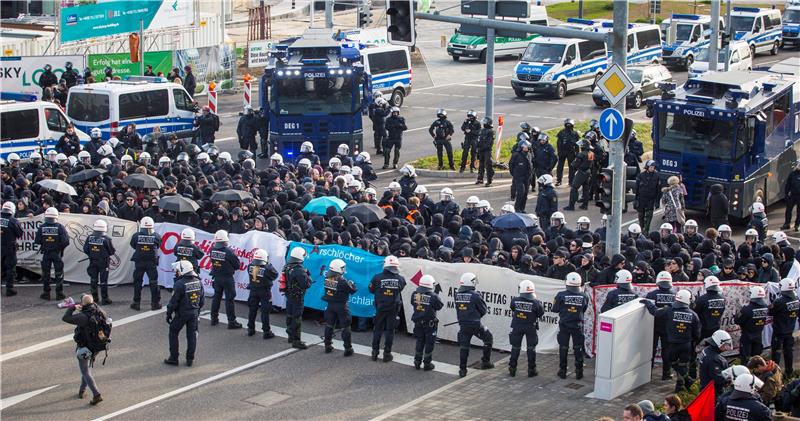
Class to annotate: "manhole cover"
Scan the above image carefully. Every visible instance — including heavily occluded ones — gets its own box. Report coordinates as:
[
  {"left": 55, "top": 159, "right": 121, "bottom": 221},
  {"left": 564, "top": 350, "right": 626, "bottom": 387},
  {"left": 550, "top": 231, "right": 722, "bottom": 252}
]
[
  {"left": 245, "top": 391, "right": 291, "bottom": 408},
  {"left": 564, "top": 383, "right": 584, "bottom": 390}
]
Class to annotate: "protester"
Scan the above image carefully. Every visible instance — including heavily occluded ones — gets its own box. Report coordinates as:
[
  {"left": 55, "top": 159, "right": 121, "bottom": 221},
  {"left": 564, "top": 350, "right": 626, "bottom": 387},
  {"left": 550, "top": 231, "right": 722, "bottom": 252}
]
[
  {"left": 662, "top": 394, "right": 691, "bottom": 421},
  {"left": 62, "top": 294, "right": 107, "bottom": 405}
]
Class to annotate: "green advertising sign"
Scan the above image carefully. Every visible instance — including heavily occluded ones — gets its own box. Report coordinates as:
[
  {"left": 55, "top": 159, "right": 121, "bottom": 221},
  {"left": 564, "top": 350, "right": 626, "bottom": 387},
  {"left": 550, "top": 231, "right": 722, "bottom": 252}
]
[
  {"left": 88, "top": 51, "right": 172, "bottom": 78},
  {"left": 60, "top": 0, "right": 194, "bottom": 44}
]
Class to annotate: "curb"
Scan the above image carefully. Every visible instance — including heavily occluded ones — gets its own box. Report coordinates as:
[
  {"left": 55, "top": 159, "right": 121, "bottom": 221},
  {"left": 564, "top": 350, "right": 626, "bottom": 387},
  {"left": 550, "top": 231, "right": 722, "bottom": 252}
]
[{"left": 414, "top": 168, "right": 512, "bottom": 179}]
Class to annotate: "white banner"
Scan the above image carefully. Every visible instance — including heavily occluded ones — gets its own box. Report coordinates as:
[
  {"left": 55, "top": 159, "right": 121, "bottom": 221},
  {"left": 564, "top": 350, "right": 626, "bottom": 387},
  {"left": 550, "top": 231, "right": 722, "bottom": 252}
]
[
  {"left": 155, "top": 223, "right": 289, "bottom": 307},
  {"left": 247, "top": 40, "right": 275, "bottom": 68},
  {"left": 16, "top": 213, "right": 138, "bottom": 285},
  {"left": 0, "top": 55, "right": 86, "bottom": 97}
]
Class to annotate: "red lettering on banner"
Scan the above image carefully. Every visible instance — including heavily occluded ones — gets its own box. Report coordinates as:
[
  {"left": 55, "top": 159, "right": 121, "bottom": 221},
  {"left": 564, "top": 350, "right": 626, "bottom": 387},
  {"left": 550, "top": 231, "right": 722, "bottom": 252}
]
[{"left": 160, "top": 231, "right": 180, "bottom": 254}]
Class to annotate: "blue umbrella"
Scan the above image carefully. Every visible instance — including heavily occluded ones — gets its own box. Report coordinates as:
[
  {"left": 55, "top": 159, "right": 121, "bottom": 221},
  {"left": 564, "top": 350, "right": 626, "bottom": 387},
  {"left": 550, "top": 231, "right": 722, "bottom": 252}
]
[
  {"left": 491, "top": 212, "right": 535, "bottom": 230},
  {"left": 303, "top": 196, "right": 348, "bottom": 214}
]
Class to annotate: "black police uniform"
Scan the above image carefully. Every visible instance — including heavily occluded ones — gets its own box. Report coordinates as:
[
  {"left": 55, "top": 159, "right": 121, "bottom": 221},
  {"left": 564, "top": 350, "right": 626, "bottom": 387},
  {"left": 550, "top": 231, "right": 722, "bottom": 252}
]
[
  {"left": 535, "top": 184, "right": 558, "bottom": 228},
  {"left": 384, "top": 113, "right": 407, "bottom": 168},
  {"left": 714, "top": 390, "right": 771, "bottom": 421},
  {"left": 283, "top": 258, "right": 312, "bottom": 346},
  {"left": 509, "top": 148, "right": 532, "bottom": 212},
  {"left": 82, "top": 232, "right": 116, "bottom": 303},
  {"left": 39, "top": 68, "right": 58, "bottom": 94},
  {"left": 173, "top": 240, "right": 204, "bottom": 273},
  {"left": 429, "top": 117, "right": 455, "bottom": 170},
  {"left": 369, "top": 269, "right": 407, "bottom": 359},
  {"left": 237, "top": 111, "right": 260, "bottom": 154},
  {"left": 410, "top": 286, "right": 444, "bottom": 369},
  {"left": 209, "top": 242, "right": 241, "bottom": 326},
  {"left": 1, "top": 210, "right": 23, "bottom": 295},
  {"left": 600, "top": 284, "right": 639, "bottom": 313},
  {"left": 748, "top": 213, "right": 768, "bottom": 242},
  {"left": 784, "top": 168, "right": 800, "bottom": 229},
  {"left": 735, "top": 300, "right": 768, "bottom": 363},
  {"left": 643, "top": 300, "right": 701, "bottom": 392},
  {"left": 460, "top": 117, "right": 481, "bottom": 172},
  {"left": 433, "top": 200, "right": 460, "bottom": 225},
  {"left": 166, "top": 272, "right": 204, "bottom": 365},
  {"left": 369, "top": 104, "right": 388, "bottom": 154},
  {"left": 508, "top": 294, "right": 545, "bottom": 376},
  {"left": 645, "top": 286, "right": 675, "bottom": 379},
  {"left": 699, "top": 341, "right": 729, "bottom": 400},
  {"left": 532, "top": 141, "right": 557, "bottom": 178},
  {"left": 635, "top": 169, "right": 661, "bottom": 232},
  {"left": 247, "top": 261, "right": 278, "bottom": 337},
  {"left": 476, "top": 125, "right": 495, "bottom": 185},
  {"left": 556, "top": 126, "right": 579, "bottom": 185},
  {"left": 770, "top": 290, "right": 799, "bottom": 374},
  {"left": 322, "top": 272, "right": 357, "bottom": 353},
  {"left": 455, "top": 285, "right": 493, "bottom": 377},
  {"left": 34, "top": 218, "right": 70, "bottom": 299},
  {"left": 398, "top": 174, "right": 417, "bottom": 200},
  {"left": 130, "top": 230, "right": 162, "bottom": 308},
  {"left": 567, "top": 147, "right": 592, "bottom": 210},
  {"left": 552, "top": 287, "right": 589, "bottom": 378}
]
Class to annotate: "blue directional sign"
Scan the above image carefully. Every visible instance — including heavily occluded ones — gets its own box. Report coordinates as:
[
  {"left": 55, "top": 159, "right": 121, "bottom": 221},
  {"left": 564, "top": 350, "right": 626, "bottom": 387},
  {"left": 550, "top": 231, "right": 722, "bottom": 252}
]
[{"left": 599, "top": 108, "right": 624, "bottom": 141}]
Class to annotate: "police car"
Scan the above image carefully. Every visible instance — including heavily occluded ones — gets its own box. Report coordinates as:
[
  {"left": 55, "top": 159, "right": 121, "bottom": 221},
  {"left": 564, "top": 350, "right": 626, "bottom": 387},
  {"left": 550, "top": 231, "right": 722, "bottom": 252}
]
[
  {"left": 730, "top": 7, "right": 783, "bottom": 56},
  {"left": 782, "top": 4, "right": 800, "bottom": 47},
  {"left": 512, "top": 37, "right": 607, "bottom": 99},
  {"left": 0, "top": 100, "right": 90, "bottom": 159}
]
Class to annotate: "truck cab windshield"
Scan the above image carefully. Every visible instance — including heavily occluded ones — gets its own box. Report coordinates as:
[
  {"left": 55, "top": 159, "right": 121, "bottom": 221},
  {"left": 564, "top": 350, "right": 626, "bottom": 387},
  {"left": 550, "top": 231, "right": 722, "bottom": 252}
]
[
  {"left": 785, "top": 9, "right": 800, "bottom": 23},
  {"left": 657, "top": 112, "right": 735, "bottom": 160},
  {"left": 272, "top": 74, "right": 355, "bottom": 115},
  {"left": 521, "top": 44, "right": 565, "bottom": 63}
]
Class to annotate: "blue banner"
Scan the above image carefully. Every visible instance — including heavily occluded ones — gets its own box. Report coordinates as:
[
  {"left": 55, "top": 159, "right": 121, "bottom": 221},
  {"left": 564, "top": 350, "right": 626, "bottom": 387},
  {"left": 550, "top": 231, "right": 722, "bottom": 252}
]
[
  {"left": 287, "top": 242, "right": 384, "bottom": 317},
  {"left": 60, "top": 1, "right": 194, "bottom": 44}
]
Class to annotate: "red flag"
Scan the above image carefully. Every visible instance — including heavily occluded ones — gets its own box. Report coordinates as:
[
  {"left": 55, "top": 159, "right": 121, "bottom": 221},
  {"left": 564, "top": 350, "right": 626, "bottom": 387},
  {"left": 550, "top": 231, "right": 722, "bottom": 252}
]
[{"left": 687, "top": 382, "right": 715, "bottom": 421}]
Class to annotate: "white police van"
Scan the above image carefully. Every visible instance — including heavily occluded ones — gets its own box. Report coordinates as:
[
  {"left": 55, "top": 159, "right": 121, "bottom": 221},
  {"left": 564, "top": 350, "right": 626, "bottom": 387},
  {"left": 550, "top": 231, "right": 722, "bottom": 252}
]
[
  {"left": 595, "top": 22, "right": 663, "bottom": 65},
  {"left": 556, "top": 17, "right": 610, "bottom": 32},
  {"left": 511, "top": 37, "right": 608, "bottom": 99},
  {"left": 360, "top": 45, "right": 412, "bottom": 107},
  {"left": 730, "top": 7, "right": 783, "bottom": 56},
  {"left": 0, "top": 100, "right": 90, "bottom": 159},
  {"left": 66, "top": 77, "right": 197, "bottom": 140},
  {"left": 661, "top": 14, "right": 726, "bottom": 69},
  {"left": 782, "top": 4, "right": 800, "bottom": 47}
]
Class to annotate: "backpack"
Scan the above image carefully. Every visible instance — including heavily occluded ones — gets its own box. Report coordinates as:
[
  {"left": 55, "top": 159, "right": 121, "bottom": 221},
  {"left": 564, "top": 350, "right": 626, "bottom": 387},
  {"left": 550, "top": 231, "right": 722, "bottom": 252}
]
[
  {"left": 434, "top": 122, "right": 447, "bottom": 139},
  {"left": 83, "top": 308, "right": 112, "bottom": 364}
]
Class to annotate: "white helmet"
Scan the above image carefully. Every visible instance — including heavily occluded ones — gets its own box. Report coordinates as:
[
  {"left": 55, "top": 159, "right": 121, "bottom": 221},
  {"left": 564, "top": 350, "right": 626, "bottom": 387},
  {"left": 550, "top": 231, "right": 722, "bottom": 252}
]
[
  {"left": 56, "top": 153, "right": 68, "bottom": 163},
  {"left": 780, "top": 277, "right": 796, "bottom": 292},
  {"left": 357, "top": 151, "right": 371, "bottom": 163},
  {"left": 577, "top": 216, "right": 590, "bottom": 229},
  {"left": 656, "top": 271, "right": 673, "bottom": 285},
  {"left": 120, "top": 154, "right": 133, "bottom": 164},
  {"left": 78, "top": 150, "right": 91, "bottom": 161},
  {"left": 773, "top": 231, "right": 788, "bottom": 244},
  {"left": 711, "top": 330, "right": 732, "bottom": 348},
  {"left": 365, "top": 187, "right": 377, "bottom": 197},
  {"left": 329, "top": 258, "right": 346, "bottom": 274},
  {"left": 745, "top": 228, "right": 759, "bottom": 238},
  {"left": 290, "top": 247, "right": 307, "bottom": 261},
  {"left": 270, "top": 153, "right": 284, "bottom": 165},
  {"left": 733, "top": 373, "right": 764, "bottom": 394},
  {"left": 337, "top": 143, "right": 349, "bottom": 156},
  {"left": 685, "top": 219, "right": 698, "bottom": 229},
  {"left": 140, "top": 216, "right": 155, "bottom": 229},
  {"left": 660, "top": 222, "right": 673, "bottom": 232},
  {"left": 214, "top": 230, "right": 229, "bottom": 242},
  {"left": 551, "top": 211, "right": 565, "bottom": 225},
  {"left": 29, "top": 151, "right": 42, "bottom": 161},
  {"left": 92, "top": 219, "right": 107, "bottom": 232},
  {"left": 628, "top": 223, "right": 642, "bottom": 235},
  {"left": 328, "top": 157, "right": 341, "bottom": 169},
  {"left": 501, "top": 204, "right": 515, "bottom": 215},
  {"left": 722, "top": 365, "right": 751, "bottom": 383},
  {"left": 2, "top": 201, "right": 15, "bottom": 215},
  {"left": 459, "top": 272, "right": 477, "bottom": 288},
  {"left": 537, "top": 174, "right": 554, "bottom": 186},
  {"left": 384, "top": 255, "right": 400, "bottom": 269},
  {"left": 399, "top": 164, "right": 416, "bottom": 177},
  {"left": 99, "top": 158, "right": 112, "bottom": 167},
  {"left": 704, "top": 275, "right": 721, "bottom": 291},
  {"left": 348, "top": 179, "right": 362, "bottom": 191},
  {"left": 752, "top": 202, "right": 765, "bottom": 214},
  {"left": 440, "top": 187, "right": 453, "bottom": 201},
  {"left": 46, "top": 150, "right": 58, "bottom": 160},
  {"left": 419, "top": 274, "right": 436, "bottom": 289},
  {"left": 614, "top": 269, "right": 633, "bottom": 284},
  {"left": 172, "top": 260, "right": 195, "bottom": 276},
  {"left": 300, "top": 141, "right": 314, "bottom": 153},
  {"left": 253, "top": 248, "right": 269, "bottom": 263},
  {"left": 466, "top": 196, "right": 480, "bottom": 207},
  {"left": 196, "top": 152, "right": 210, "bottom": 164},
  {"left": 718, "top": 224, "right": 732, "bottom": 234},
  {"left": 159, "top": 156, "right": 171, "bottom": 167},
  {"left": 388, "top": 181, "right": 401, "bottom": 192},
  {"left": 750, "top": 285, "right": 766, "bottom": 300},
  {"left": 518, "top": 280, "right": 535, "bottom": 295},
  {"left": 414, "top": 185, "right": 428, "bottom": 195},
  {"left": 139, "top": 151, "right": 151, "bottom": 163},
  {"left": 7, "top": 152, "right": 20, "bottom": 162},
  {"left": 348, "top": 166, "right": 359, "bottom": 176},
  {"left": 44, "top": 207, "right": 59, "bottom": 220},
  {"left": 90, "top": 127, "right": 102, "bottom": 138},
  {"left": 478, "top": 200, "right": 491, "bottom": 210},
  {"left": 219, "top": 151, "right": 232, "bottom": 163},
  {"left": 108, "top": 137, "right": 120, "bottom": 148},
  {"left": 180, "top": 227, "right": 195, "bottom": 241},
  {"left": 298, "top": 158, "right": 311, "bottom": 168},
  {"left": 675, "top": 289, "right": 692, "bottom": 305},
  {"left": 565, "top": 272, "right": 582, "bottom": 287}
]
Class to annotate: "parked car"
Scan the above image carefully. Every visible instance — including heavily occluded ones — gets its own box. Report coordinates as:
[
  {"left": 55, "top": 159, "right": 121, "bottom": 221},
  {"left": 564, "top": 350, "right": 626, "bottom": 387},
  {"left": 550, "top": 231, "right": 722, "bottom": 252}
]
[{"left": 592, "top": 64, "right": 672, "bottom": 108}]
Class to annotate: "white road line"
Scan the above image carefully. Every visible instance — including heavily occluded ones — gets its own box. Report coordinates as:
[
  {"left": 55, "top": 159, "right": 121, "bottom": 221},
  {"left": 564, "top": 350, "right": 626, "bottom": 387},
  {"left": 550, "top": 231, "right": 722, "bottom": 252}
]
[
  {"left": 460, "top": 83, "right": 514, "bottom": 90},
  {"left": 414, "top": 75, "right": 511, "bottom": 92},
  {"left": 92, "top": 347, "right": 303, "bottom": 421},
  {"left": 199, "top": 314, "right": 461, "bottom": 376},
  {"left": 0, "top": 385, "right": 60, "bottom": 410},
  {"left": 1, "top": 308, "right": 166, "bottom": 363},
  {"left": 621, "top": 209, "right": 664, "bottom": 228},
  {"left": 214, "top": 136, "right": 236, "bottom": 143}
]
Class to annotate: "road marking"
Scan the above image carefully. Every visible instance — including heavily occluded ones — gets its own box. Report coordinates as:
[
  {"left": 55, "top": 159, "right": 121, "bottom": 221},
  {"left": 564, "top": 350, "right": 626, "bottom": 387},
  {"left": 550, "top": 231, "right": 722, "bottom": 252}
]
[
  {"left": 460, "top": 83, "right": 514, "bottom": 90},
  {"left": 414, "top": 74, "right": 511, "bottom": 92},
  {"left": 92, "top": 347, "right": 303, "bottom": 421},
  {"left": 1, "top": 308, "right": 166, "bottom": 363},
  {"left": 215, "top": 136, "right": 236, "bottom": 143},
  {"left": 199, "top": 314, "right": 461, "bottom": 376},
  {"left": 0, "top": 385, "right": 60, "bottom": 410},
  {"left": 621, "top": 209, "right": 664, "bottom": 228}
]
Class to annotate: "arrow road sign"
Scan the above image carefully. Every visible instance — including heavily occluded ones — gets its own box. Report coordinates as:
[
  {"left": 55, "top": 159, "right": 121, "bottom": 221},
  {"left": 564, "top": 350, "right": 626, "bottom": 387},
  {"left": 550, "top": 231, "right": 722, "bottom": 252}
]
[
  {"left": 596, "top": 64, "right": 635, "bottom": 106},
  {"left": 599, "top": 108, "right": 624, "bottom": 141}
]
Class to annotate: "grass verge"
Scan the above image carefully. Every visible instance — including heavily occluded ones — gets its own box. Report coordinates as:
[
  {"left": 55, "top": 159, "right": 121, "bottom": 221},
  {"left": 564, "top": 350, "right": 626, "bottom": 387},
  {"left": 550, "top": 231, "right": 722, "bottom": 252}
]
[{"left": 545, "top": 1, "right": 782, "bottom": 24}]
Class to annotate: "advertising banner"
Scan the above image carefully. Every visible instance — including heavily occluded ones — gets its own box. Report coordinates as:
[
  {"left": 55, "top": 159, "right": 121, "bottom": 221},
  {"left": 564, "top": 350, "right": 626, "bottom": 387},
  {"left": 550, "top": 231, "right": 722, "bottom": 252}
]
[
  {"left": 0, "top": 55, "right": 85, "bottom": 96},
  {"left": 247, "top": 40, "right": 275, "bottom": 68},
  {"left": 16, "top": 214, "right": 137, "bottom": 285},
  {"left": 155, "top": 223, "right": 289, "bottom": 307},
  {"left": 60, "top": 0, "right": 195, "bottom": 44},
  {"left": 87, "top": 51, "right": 172, "bottom": 78},
  {"left": 175, "top": 45, "right": 235, "bottom": 95},
  {"left": 287, "top": 242, "right": 385, "bottom": 318}
]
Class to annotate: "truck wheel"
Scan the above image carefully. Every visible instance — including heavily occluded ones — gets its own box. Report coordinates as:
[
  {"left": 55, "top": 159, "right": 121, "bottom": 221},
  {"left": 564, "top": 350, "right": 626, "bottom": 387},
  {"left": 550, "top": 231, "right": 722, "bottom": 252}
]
[
  {"left": 390, "top": 88, "right": 404, "bottom": 107},
  {"left": 479, "top": 50, "right": 487, "bottom": 64},
  {"left": 553, "top": 81, "right": 567, "bottom": 99},
  {"left": 770, "top": 41, "right": 779, "bottom": 55},
  {"left": 514, "top": 89, "right": 526, "bottom": 98},
  {"left": 452, "top": 55, "right": 460, "bottom": 62},
  {"left": 685, "top": 55, "right": 694, "bottom": 70}
]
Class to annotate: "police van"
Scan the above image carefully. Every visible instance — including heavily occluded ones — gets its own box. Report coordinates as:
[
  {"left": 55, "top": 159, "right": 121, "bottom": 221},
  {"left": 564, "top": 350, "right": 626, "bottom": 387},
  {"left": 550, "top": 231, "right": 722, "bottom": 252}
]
[
  {"left": 511, "top": 37, "right": 608, "bottom": 99},
  {"left": 66, "top": 78, "right": 197, "bottom": 140},
  {"left": 360, "top": 45, "right": 412, "bottom": 107},
  {"left": 595, "top": 22, "right": 663, "bottom": 65},
  {"left": 730, "top": 7, "right": 783, "bottom": 56},
  {"left": 782, "top": 4, "right": 800, "bottom": 47},
  {"left": 556, "top": 17, "right": 610, "bottom": 32},
  {"left": 661, "top": 14, "right": 726, "bottom": 69},
  {"left": 0, "top": 100, "right": 90, "bottom": 159}
]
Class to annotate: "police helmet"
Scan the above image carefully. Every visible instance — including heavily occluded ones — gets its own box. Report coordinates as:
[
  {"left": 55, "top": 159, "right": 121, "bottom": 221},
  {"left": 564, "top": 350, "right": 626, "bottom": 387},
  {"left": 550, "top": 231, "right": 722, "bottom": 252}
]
[
  {"left": 44, "top": 207, "right": 59, "bottom": 221},
  {"left": 733, "top": 373, "right": 763, "bottom": 394},
  {"left": 459, "top": 272, "right": 477, "bottom": 288},
  {"left": 172, "top": 260, "right": 195, "bottom": 277},
  {"left": 219, "top": 151, "right": 232, "bottom": 164},
  {"left": 93, "top": 220, "right": 108, "bottom": 233},
  {"left": 214, "top": 230, "right": 229, "bottom": 243},
  {"left": 614, "top": 269, "right": 633, "bottom": 284},
  {"left": 675, "top": 290, "right": 692, "bottom": 305},
  {"left": 78, "top": 150, "right": 91, "bottom": 161},
  {"left": 270, "top": 153, "right": 284, "bottom": 165},
  {"left": 337, "top": 143, "right": 349, "bottom": 156},
  {"left": 290, "top": 247, "right": 307, "bottom": 261},
  {"left": 518, "top": 280, "right": 535, "bottom": 295},
  {"left": 480, "top": 116, "right": 492, "bottom": 126},
  {"left": 140, "top": 216, "right": 155, "bottom": 230},
  {"left": 436, "top": 108, "right": 447, "bottom": 118},
  {"left": 329, "top": 157, "right": 342, "bottom": 170},
  {"left": 252, "top": 248, "right": 269, "bottom": 265},
  {"left": 467, "top": 110, "right": 478, "bottom": 118},
  {"left": 2, "top": 201, "right": 16, "bottom": 215},
  {"left": 414, "top": 185, "right": 428, "bottom": 195},
  {"left": 565, "top": 272, "right": 582, "bottom": 287},
  {"left": 329, "top": 259, "right": 346, "bottom": 274},
  {"left": 656, "top": 271, "right": 673, "bottom": 287},
  {"left": 238, "top": 150, "right": 254, "bottom": 162},
  {"left": 139, "top": 151, "right": 152, "bottom": 164},
  {"left": 399, "top": 164, "right": 416, "bottom": 176},
  {"left": 419, "top": 275, "right": 436, "bottom": 289},
  {"left": 520, "top": 122, "right": 531, "bottom": 131},
  {"left": 181, "top": 228, "right": 195, "bottom": 241},
  {"left": 440, "top": 187, "right": 454, "bottom": 201},
  {"left": 176, "top": 152, "right": 190, "bottom": 162},
  {"left": 711, "top": 330, "right": 732, "bottom": 349},
  {"left": 564, "top": 118, "right": 575, "bottom": 126},
  {"left": 628, "top": 223, "right": 642, "bottom": 235}
]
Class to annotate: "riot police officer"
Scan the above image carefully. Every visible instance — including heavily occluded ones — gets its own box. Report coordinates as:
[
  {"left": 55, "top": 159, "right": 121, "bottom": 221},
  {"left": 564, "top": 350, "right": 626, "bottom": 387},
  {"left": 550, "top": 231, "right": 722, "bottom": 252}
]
[
  {"left": 237, "top": 105, "right": 260, "bottom": 154},
  {"left": 645, "top": 271, "right": 676, "bottom": 380},
  {"left": 455, "top": 272, "right": 494, "bottom": 378},
  {"left": 429, "top": 109, "right": 455, "bottom": 170},
  {"left": 39, "top": 64, "right": 58, "bottom": 95},
  {"left": 335, "top": 144, "right": 354, "bottom": 168},
  {"left": 60, "top": 61, "right": 79, "bottom": 88},
  {"left": 475, "top": 117, "right": 495, "bottom": 186},
  {"left": 770, "top": 278, "right": 799, "bottom": 374},
  {"left": 173, "top": 228, "right": 203, "bottom": 273},
  {"left": 411, "top": 274, "right": 444, "bottom": 371},
  {"left": 433, "top": 188, "right": 460, "bottom": 225},
  {"left": 164, "top": 260, "right": 204, "bottom": 367},
  {"left": 556, "top": 118, "right": 579, "bottom": 186},
  {"left": 643, "top": 290, "right": 701, "bottom": 392},
  {"left": 460, "top": 110, "right": 481, "bottom": 173},
  {"left": 694, "top": 276, "right": 727, "bottom": 341},
  {"left": 600, "top": 269, "right": 638, "bottom": 313},
  {"left": 748, "top": 202, "right": 768, "bottom": 241},
  {"left": 383, "top": 107, "right": 407, "bottom": 169},
  {"left": 552, "top": 272, "right": 589, "bottom": 379},
  {"left": 564, "top": 139, "right": 592, "bottom": 211},
  {"left": 323, "top": 259, "right": 357, "bottom": 356},
  {"left": 533, "top": 133, "right": 556, "bottom": 179},
  {"left": 283, "top": 247, "right": 312, "bottom": 349},
  {"left": 209, "top": 230, "right": 242, "bottom": 329},
  {"left": 369, "top": 96, "right": 389, "bottom": 155},
  {"left": 297, "top": 141, "right": 321, "bottom": 167},
  {"left": 508, "top": 280, "right": 545, "bottom": 377},
  {"left": 130, "top": 217, "right": 162, "bottom": 310},
  {"left": 83, "top": 220, "right": 116, "bottom": 305},
  {"left": 735, "top": 286, "right": 769, "bottom": 364},
  {"left": 247, "top": 249, "right": 278, "bottom": 339},
  {"left": 535, "top": 175, "right": 558, "bottom": 228},
  {"left": 699, "top": 330, "right": 732, "bottom": 400},
  {"left": 369, "top": 255, "right": 407, "bottom": 362},
  {"left": 714, "top": 374, "right": 771, "bottom": 421},
  {"left": 1, "top": 201, "right": 23, "bottom": 296},
  {"left": 509, "top": 140, "right": 532, "bottom": 212},
  {"left": 35, "top": 207, "right": 69, "bottom": 300}
]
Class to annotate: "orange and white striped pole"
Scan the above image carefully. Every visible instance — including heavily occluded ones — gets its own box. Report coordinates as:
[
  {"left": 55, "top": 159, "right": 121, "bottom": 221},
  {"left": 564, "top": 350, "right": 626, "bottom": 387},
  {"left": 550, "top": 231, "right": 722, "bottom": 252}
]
[
  {"left": 494, "top": 115, "right": 505, "bottom": 161},
  {"left": 208, "top": 81, "right": 218, "bottom": 113},
  {"left": 243, "top": 74, "right": 252, "bottom": 108}
]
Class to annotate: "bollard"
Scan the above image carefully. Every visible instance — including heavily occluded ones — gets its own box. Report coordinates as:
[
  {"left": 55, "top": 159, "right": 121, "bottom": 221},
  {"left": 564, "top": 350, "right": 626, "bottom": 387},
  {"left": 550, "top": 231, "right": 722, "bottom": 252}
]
[
  {"left": 208, "top": 81, "right": 218, "bottom": 114},
  {"left": 243, "top": 74, "right": 252, "bottom": 108}
]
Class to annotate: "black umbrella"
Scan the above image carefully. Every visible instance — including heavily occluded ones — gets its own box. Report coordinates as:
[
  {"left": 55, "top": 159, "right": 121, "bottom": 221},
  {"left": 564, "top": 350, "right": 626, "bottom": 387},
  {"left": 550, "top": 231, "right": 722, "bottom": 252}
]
[
  {"left": 157, "top": 195, "right": 200, "bottom": 213},
  {"left": 124, "top": 173, "right": 164, "bottom": 189},
  {"left": 491, "top": 213, "right": 535, "bottom": 230},
  {"left": 341, "top": 203, "right": 385, "bottom": 224},
  {"left": 67, "top": 168, "right": 106, "bottom": 183},
  {"left": 211, "top": 189, "right": 253, "bottom": 202}
]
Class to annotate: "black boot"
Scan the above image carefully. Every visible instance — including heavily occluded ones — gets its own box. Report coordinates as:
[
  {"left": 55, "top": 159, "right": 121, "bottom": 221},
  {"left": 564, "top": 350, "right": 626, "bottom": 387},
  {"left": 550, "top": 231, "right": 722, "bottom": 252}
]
[
  {"left": 414, "top": 359, "right": 421, "bottom": 370},
  {"left": 248, "top": 329, "right": 256, "bottom": 337},
  {"left": 372, "top": 349, "right": 379, "bottom": 361},
  {"left": 424, "top": 362, "right": 436, "bottom": 371},
  {"left": 292, "top": 341, "right": 308, "bottom": 350},
  {"left": 480, "top": 360, "right": 494, "bottom": 369},
  {"left": 5, "top": 288, "right": 17, "bottom": 297},
  {"left": 557, "top": 369, "right": 567, "bottom": 379},
  {"left": 101, "top": 298, "right": 112, "bottom": 305},
  {"left": 508, "top": 366, "right": 516, "bottom": 377},
  {"left": 263, "top": 331, "right": 275, "bottom": 339},
  {"left": 228, "top": 321, "right": 243, "bottom": 329},
  {"left": 528, "top": 367, "right": 538, "bottom": 377},
  {"left": 383, "top": 351, "right": 393, "bottom": 363},
  {"left": 130, "top": 302, "right": 140, "bottom": 311},
  {"left": 576, "top": 367, "right": 583, "bottom": 380},
  {"left": 163, "top": 358, "right": 179, "bottom": 366},
  {"left": 344, "top": 347, "right": 354, "bottom": 357},
  {"left": 325, "top": 344, "right": 334, "bottom": 353},
  {"left": 210, "top": 316, "right": 219, "bottom": 326}
]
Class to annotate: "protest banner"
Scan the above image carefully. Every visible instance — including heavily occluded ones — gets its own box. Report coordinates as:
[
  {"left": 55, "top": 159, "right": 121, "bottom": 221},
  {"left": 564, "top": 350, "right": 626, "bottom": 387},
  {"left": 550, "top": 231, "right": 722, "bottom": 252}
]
[{"left": 0, "top": 55, "right": 85, "bottom": 97}]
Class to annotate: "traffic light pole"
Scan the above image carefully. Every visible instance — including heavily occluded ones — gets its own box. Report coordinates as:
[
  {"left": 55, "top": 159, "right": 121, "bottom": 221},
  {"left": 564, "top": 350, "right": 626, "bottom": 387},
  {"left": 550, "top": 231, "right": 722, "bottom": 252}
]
[
  {"left": 606, "top": 1, "right": 628, "bottom": 257},
  {"left": 485, "top": 1, "right": 496, "bottom": 122},
  {"left": 709, "top": 0, "right": 720, "bottom": 70}
]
